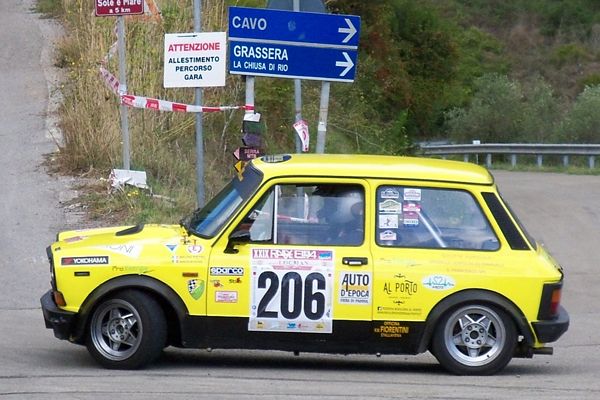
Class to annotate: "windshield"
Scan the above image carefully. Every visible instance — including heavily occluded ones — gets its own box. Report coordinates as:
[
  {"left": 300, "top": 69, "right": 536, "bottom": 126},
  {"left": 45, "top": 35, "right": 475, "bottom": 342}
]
[{"left": 182, "top": 166, "right": 263, "bottom": 237}]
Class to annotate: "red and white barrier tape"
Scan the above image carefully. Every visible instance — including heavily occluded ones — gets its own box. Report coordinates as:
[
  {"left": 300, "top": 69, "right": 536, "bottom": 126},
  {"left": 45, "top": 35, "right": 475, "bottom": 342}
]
[
  {"left": 99, "top": 65, "right": 120, "bottom": 95},
  {"left": 121, "top": 94, "right": 253, "bottom": 113},
  {"left": 98, "top": 13, "right": 251, "bottom": 114}
]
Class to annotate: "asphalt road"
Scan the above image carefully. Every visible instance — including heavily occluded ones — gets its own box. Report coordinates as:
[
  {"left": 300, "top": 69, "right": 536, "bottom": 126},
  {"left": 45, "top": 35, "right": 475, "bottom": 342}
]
[{"left": 1, "top": 1, "right": 599, "bottom": 399}]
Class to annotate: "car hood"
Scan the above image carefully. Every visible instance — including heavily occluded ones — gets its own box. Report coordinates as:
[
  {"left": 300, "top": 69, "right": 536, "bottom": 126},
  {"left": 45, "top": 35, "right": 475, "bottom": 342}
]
[{"left": 51, "top": 224, "right": 207, "bottom": 267}]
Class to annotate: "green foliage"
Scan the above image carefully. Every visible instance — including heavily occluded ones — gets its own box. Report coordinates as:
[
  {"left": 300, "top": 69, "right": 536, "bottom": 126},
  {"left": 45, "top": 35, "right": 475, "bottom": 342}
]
[
  {"left": 551, "top": 43, "right": 591, "bottom": 67},
  {"left": 453, "top": 27, "right": 509, "bottom": 90},
  {"left": 35, "top": 0, "right": 63, "bottom": 18},
  {"left": 559, "top": 85, "right": 600, "bottom": 143},
  {"left": 445, "top": 74, "right": 524, "bottom": 143},
  {"left": 577, "top": 73, "right": 600, "bottom": 91},
  {"left": 538, "top": 0, "right": 600, "bottom": 38},
  {"left": 445, "top": 74, "right": 562, "bottom": 143},
  {"left": 521, "top": 76, "right": 562, "bottom": 142}
]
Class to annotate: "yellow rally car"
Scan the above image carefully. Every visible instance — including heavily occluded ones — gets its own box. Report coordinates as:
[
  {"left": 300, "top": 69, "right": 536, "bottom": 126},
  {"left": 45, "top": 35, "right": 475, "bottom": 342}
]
[{"left": 41, "top": 154, "right": 569, "bottom": 375}]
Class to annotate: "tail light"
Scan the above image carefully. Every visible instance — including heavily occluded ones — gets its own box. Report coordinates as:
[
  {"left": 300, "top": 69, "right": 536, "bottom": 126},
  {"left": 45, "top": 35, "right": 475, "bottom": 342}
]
[{"left": 538, "top": 282, "right": 563, "bottom": 320}]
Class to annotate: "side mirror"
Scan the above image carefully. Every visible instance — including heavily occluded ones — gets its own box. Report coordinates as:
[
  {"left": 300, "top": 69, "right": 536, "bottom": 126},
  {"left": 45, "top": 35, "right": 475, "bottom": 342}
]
[{"left": 225, "top": 229, "right": 251, "bottom": 254}]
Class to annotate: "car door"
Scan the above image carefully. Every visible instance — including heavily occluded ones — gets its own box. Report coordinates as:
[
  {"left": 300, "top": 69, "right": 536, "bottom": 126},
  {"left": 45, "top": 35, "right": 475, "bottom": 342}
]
[
  {"left": 207, "top": 178, "right": 374, "bottom": 342},
  {"left": 370, "top": 181, "right": 502, "bottom": 346}
]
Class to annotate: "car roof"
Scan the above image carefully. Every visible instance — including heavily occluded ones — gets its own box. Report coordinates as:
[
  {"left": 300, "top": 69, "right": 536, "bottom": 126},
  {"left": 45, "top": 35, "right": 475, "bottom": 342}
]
[{"left": 251, "top": 154, "right": 494, "bottom": 185}]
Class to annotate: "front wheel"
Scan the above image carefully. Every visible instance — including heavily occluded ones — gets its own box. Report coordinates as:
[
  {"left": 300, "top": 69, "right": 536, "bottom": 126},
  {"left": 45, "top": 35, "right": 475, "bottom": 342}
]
[
  {"left": 86, "top": 290, "right": 167, "bottom": 369},
  {"left": 431, "top": 304, "right": 516, "bottom": 375}
]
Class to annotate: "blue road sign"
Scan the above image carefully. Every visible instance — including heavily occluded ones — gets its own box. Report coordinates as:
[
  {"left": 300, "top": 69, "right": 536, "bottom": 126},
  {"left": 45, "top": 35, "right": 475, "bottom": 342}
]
[
  {"left": 228, "top": 6, "right": 360, "bottom": 82},
  {"left": 229, "top": 7, "right": 360, "bottom": 47},
  {"left": 229, "top": 41, "right": 358, "bottom": 82}
]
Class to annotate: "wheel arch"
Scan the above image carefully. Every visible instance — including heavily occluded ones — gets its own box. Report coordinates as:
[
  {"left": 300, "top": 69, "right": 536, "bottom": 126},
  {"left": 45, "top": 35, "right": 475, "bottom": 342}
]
[
  {"left": 418, "top": 289, "right": 534, "bottom": 354},
  {"left": 71, "top": 275, "right": 189, "bottom": 345}
]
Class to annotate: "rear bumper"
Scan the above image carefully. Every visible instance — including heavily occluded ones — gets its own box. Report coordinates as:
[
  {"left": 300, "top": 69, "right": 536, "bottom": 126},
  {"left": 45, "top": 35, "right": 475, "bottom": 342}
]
[
  {"left": 40, "top": 290, "right": 77, "bottom": 341},
  {"left": 532, "top": 305, "right": 570, "bottom": 343}
]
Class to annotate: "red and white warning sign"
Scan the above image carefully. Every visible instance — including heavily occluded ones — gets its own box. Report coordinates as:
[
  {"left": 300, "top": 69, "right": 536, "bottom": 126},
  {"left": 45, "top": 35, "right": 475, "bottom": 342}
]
[{"left": 164, "top": 32, "right": 227, "bottom": 88}]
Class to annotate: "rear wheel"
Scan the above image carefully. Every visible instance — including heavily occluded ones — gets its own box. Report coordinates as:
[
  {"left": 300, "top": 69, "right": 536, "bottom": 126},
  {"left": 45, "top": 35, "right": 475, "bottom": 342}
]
[
  {"left": 432, "top": 304, "right": 516, "bottom": 375},
  {"left": 86, "top": 290, "right": 167, "bottom": 369}
]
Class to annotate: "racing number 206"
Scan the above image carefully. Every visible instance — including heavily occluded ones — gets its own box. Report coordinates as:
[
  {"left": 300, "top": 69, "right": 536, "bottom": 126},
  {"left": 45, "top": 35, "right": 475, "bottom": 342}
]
[{"left": 256, "top": 271, "right": 326, "bottom": 320}]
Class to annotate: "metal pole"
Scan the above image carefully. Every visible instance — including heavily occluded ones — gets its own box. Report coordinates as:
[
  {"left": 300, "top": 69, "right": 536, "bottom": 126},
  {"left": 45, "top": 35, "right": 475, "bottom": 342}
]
[
  {"left": 293, "top": 0, "right": 302, "bottom": 153},
  {"left": 316, "top": 81, "right": 330, "bottom": 153},
  {"left": 246, "top": 76, "right": 255, "bottom": 114},
  {"left": 194, "top": 0, "right": 205, "bottom": 207},
  {"left": 117, "top": 16, "right": 130, "bottom": 170}
]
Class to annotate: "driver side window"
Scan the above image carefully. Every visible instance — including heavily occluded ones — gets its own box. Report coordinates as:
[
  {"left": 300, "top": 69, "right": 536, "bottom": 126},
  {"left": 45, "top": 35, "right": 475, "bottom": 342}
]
[{"left": 235, "top": 183, "right": 365, "bottom": 246}]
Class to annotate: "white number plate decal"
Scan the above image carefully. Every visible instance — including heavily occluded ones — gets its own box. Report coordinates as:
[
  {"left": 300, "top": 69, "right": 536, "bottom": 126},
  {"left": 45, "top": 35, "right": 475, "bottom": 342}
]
[{"left": 249, "top": 248, "right": 334, "bottom": 333}]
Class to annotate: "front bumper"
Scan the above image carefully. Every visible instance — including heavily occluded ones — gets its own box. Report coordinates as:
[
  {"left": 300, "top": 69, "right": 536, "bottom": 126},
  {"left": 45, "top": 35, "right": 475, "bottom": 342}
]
[
  {"left": 532, "top": 305, "right": 570, "bottom": 343},
  {"left": 40, "top": 290, "right": 77, "bottom": 341}
]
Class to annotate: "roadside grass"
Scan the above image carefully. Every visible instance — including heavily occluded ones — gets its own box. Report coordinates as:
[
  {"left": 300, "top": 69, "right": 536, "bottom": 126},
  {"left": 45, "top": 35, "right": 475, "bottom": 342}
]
[
  {"left": 51, "top": 0, "right": 249, "bottom": 224},
  {"left": 35, "top": 0, "right": 63, "bottom": 17},
  {"left": 48, "top": 0, "right": 401, "bottom": 225}
]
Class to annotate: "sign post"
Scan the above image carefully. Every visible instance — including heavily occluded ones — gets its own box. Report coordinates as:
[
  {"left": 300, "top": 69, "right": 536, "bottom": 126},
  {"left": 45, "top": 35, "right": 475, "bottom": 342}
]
[
  {"left": 95, "top": 1, "right": 144, "bottom": 170},
  {"left": 193, "top": 0, "right": 204, "bottom": 207}
]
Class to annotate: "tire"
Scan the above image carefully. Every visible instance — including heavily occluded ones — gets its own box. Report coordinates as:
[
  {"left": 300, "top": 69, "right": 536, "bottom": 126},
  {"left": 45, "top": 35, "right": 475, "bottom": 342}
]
[
  {"left": 431, "top": 303, "right": 516, "bottom": 375},
  {"left": 86, "top": 290, "right": 167, "bottom": 369}
]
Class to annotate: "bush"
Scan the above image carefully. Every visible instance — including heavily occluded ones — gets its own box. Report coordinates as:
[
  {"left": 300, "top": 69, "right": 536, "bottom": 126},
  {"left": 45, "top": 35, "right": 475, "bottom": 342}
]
[
  {"left": 550, "top": 43, "right": 591, "bottom": 67},
  {"left": 445, "top": 74, "right": 562, "bottom": 143},
  {"left": 559, "top": 85, "right": 600, "bottom": 142},
  {"left": 445, "top": 74, "right": 524, "bottom": 143}
]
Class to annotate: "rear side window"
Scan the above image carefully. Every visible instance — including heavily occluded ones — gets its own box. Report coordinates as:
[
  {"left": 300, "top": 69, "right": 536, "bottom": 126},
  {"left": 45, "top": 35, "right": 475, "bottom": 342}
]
[
  {"left": 375, "top": 186, "right": 499, "bottom": 250},
  {"left": 482, "top": 192, "right": 532, "bottom": 250}
]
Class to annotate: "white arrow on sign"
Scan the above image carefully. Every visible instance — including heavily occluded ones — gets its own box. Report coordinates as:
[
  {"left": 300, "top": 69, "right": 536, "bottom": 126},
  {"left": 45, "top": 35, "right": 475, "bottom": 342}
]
[
  {"left": 335, "top": 52, "right": 354, "bottom": 77},
  {"left": 338, "top": 18, "right": 357, "bottom": 43}
]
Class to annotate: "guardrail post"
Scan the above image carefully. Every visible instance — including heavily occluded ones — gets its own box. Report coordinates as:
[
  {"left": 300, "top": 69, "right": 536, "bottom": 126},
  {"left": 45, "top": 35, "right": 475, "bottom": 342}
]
[
  {"left": 486, "top": 154, "right": 492, "bottom": 167},
  {"left": 463, "top": 154, "right": 469, "bottom": 162},
  {"left": 537, "top": 154, "right": 543, "bottom": 167},
  {"left": 563, "top": 155, "right": 569, "bottom": 167},
  {"left": 510, "top": 154, "right": 516, "bottom": 167},
  {"left": 589, "top": 156, "right": 595, "bottom": 169}
]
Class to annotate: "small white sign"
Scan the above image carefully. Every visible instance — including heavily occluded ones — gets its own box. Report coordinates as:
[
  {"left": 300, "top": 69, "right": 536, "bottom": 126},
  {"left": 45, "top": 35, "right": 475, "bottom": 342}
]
[
  {"left": 293, "top": 119, "right": 310, "bottom": 152},
  {"left": 164, "top": 32, "right": 226, "bottom": 88}
]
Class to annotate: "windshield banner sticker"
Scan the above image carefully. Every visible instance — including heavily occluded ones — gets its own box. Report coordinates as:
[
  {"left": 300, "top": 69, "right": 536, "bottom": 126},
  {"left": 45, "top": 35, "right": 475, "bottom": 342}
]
[{"left": 249, "top": 248, "right": 334, "bottom": 333}]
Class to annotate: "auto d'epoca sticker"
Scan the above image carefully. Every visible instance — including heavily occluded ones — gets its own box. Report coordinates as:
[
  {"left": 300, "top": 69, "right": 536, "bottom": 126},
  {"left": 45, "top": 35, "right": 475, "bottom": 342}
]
[
  {"left": 339, "top": 272, "right": 371, "bottom": 305},
  {"left": 248, "top": 248, "right": 334, "bottom": 333}
]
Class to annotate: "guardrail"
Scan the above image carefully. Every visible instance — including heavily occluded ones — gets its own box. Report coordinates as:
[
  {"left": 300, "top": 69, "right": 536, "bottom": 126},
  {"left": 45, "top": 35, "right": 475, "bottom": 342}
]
[{"left": 420, "top": 143, "right": 600, "bottom": 169}]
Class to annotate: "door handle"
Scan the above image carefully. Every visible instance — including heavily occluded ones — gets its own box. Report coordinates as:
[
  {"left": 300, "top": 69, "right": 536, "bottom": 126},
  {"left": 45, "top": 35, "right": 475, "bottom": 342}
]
[{"left": 342, "top": 257, "right": 368, "bottom": 266}]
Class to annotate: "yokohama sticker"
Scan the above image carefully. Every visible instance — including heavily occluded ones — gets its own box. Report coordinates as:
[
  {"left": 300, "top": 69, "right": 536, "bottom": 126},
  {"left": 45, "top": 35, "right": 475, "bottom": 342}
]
[{"left": 61, "top": 256, "right": 109, "bottom": 265}]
